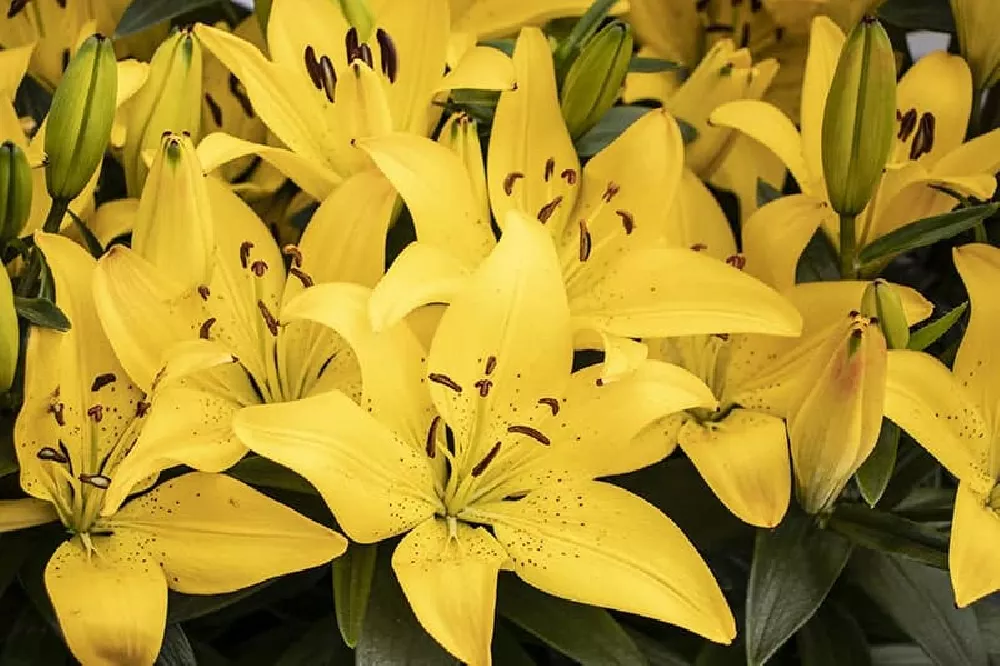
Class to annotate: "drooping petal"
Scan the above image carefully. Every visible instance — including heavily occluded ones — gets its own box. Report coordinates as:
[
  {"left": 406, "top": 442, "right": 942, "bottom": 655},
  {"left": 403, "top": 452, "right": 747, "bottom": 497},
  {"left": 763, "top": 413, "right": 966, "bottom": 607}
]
[
  {"left": 233, "top": 391, "right": 439, "bottom": 542},
  {"left": 677, "top": 410, "right": 791, "bottom": 528},
  {"left": 799, "top": 16, "right": 845, "bottom": 193},
  {"left": 742, "top": 194, "right": 835, "bottom": 290},
  {"left": 436, "top": 45, "right": 516, "bottom": 93},
  {"left": 113, "top": 472, "right": 345, "bottom": 594},
  {"left": 950, "top": 484, "right": 1000, "bottom": 608},
  {"left": 478, "top": 481, "right": 736, "bottom": 644},
  {"left": 392, "top": 518, "right": 506, "bottom": 666},
  {"left": 45, "top": 533, "right": 167, "bottom": 666},
  {"left": 0, "top": 497, "right": 58, "bottom": 532},
  {"left": 427, "top": 210, "right": 572, "bottom": 471},
  {"left": 487, "top": 27, "right": 580, "bottom": 236}
]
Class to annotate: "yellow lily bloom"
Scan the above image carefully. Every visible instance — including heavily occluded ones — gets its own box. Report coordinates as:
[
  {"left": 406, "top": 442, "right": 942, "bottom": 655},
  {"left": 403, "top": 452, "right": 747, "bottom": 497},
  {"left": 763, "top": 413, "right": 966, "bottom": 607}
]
[
  {"left": 191, "top": 0, "right": 515, "bottom": 206},
  {"left": 0, "top": 233, "right": 344, "bottom": 666},
  {"left": 365, "top": 27, "right": 802, "bottom": 379},
  {"left": 234, "top": 212, "right": 737, "bottom": 665},
  {"left": 448, "top": 0, "right": 624, "bottom": 41},
  {"left": 951, "top": 0, "right": 1000, "bottom": 92},
  {"left": 712, "top": 18, "right": 1000, "bottom": 285},
  {"left": 885, "top": 244, "right": 1000, "bottom": 607}
]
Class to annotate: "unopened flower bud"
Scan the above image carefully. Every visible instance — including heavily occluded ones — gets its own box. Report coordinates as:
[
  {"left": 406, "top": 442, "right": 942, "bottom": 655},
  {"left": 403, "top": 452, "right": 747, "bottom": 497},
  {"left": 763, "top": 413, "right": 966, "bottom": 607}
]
[
  {"left": 821, "top": 16, "right": 897, "bottom": 217},
  {"left": 437, "top": 113, "right": 489, "bottom": 227},
  {"left": 861, "top": 279, "right": 910, "bottom": 350},
  {"left": 337, "top": 0, "right": 377, "bottom": 43},
  {"left": 256, "top": 0, "right": 273, "bottom": 34},
  {"left": 950, "top": 0, "right": 1000, "bottom": 92},
  {"left": 560, "top": 20, "right": 633, "bottom": 140},
  {"left": 0, "top": 266, "right": 15, "bottom": 393},
  {"left": 124, "top": 29, "right": 203, "bottom": 196},
  {"left": 45, "top": 34, "right": 118, "bottom": 202},
  {"left": 0, "top": 141, "right": 33, "bottom": 244}
]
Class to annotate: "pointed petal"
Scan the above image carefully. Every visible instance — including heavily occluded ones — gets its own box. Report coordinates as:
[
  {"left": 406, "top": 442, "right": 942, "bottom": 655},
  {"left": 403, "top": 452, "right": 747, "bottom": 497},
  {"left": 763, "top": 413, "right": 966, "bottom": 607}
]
[
  {"left": 358, "top": 133, "right": 496, "bottom": 265},
  {"left": 933, "top": 127, "right": 1000, "bottom": 179},
  {"left": 87, "top": 199, "right": 138, "bottom": 249},
  {"left": 392, "top": 518, "right": 506, "bottom": 665},
  {"left": 678, "top": 410, "right": 791, "bottom": 528},
  {"left": 0, "top": 43, "right": 34, "bottom": 98},
  {"left": 114, "top": 472, "right": 345, "bottom": 594},
  {"left": 950, "top": 484, "right": 1000, "bottom": 607},
  {"left": 568, "top": 247, "right": 803, "bottom": 339},
  {"left": 663, "top": 169, "right": 737, "bottom": 259},
  {"left": 743, "top": 194, "right": 834, "bottom": 290},
  {"left": 427, "top": 209, "right": 572, "bottom": 469},
  {"left": 800, "top": 17, "right": 845, "bottom": 192},
  {"left": 0, "top": 498, "right": 58, "bottom": 532},
  {"left": 487, "top": 27, "right": 580, "bottom": 236},
  {"left": 892, "top": 52, "right": 971, "bottom": 165},
  {"left": 233, "top": 391, "right": 439, "bottom": 542},
  {"left": 479, "top": 481, "right": 736, "bottom": 643},
  {"left": 451, "top": 0, "right": 622, "bottom": 40},
  {"left": 369, "top": 242, "right": 471, "bottom": 332},
  {"left": 45, "top": 533, "right": 167, "bottom": 666},
  {"left": 436, "top": 45, "right": 516, "bottom": 93},
  {"left": 626, "top": 0, "right": 699, "bottom": 63}
]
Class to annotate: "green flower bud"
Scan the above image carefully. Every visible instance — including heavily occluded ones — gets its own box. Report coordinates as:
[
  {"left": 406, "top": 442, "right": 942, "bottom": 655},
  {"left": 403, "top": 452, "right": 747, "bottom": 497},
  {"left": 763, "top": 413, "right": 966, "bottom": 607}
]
[
  {"left": 256, "top": 0, "right": 273, "bottom": 35},
  {"left": 0, "top": 266, "right": 17, "bottom": 393},
  {"left": 861, "top": 279, "right": 910, "bottom": 349},
  {"left": 0, "top": 141, "right": 33, "bottom": 245},
  {"left": 44, "top": 34, "right": 118, "bottom": 202},
  {"left": 560, "top": 20, "right": 633, "bottom": 140},
  {"left": 338, "top": 0, "right": 377, "bottom": 43},
  {"left": 124, "top": 29, "right": 203, "bottom": 196},
  {"left": 821, "top": 16, "right": 897, "bottom": 217}
]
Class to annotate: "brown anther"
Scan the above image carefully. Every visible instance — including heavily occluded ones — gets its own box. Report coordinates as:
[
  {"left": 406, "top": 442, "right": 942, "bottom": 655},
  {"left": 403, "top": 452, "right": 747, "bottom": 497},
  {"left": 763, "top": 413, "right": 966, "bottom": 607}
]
[
  {"left": 474, "top": 379, "right": 493, "bottom": 398},
  {"left": 596, "top": 377, "right": 604, "bottom": 387},
  {"left": 151, "top": 367, "right": 166, "bottom": 391},
  {"left": 909, "top": 112, "right": 936, "bottom": 160},
  {"left": 80, "top": 473, "right": 112, "bottom": 490},
  {"left": 507, "top": 424, "right": 551, "bottom": 446},
  {"left": 198, "top": 285, "right": 211, "bottom": 300},
  {"left": 199, "top": 318, "right": 217, "bottom": 340},
  {"left": 897, "top": 108, "right": 918, "bottom": 141},
  {"left": 544, "top": 157, "right": 555, "bottom": 182},
  {"left": 36, "top": 447, "right": 68, "bottom": 463},
  {"left": 250, "top": 260, "right": 268, "bottom": 277},
  {"left": 578, "top": 220, "right": 592, "bottom": 262},
  {"left": 775, "top": 26, "right": 785, "bottom": 41},
  {"left": 616, "top": 210, "right": 635, "bottom": 235},
  {"left": 849, "top": 310, "right": 860, "bottom": 318},
  {"left": 537, "top": 196, "right": 563, "bottom": 223},
  {"left": 257, "top": 301, "right": 280, "bottom": 336},
  {"left": 345, "top": 27, "right": 360, "bottom": 61},
  {"left": 602, "top": 182, "right": 620, "bottom": 203},
  {"left": 726, "top": 254, "right": 747, "bottom": 270},
  {"left": 60, "top": 49, "right": 69, "bottom": 73},
  {"left": 87, "top": 405, "right": 103, "bottom": 423},
  {"left": 47, "top": 402, "right": 65, "bottom": 427},
  {"left": 560, "top": 168, "right": 578, "bottom": 185},
  {"left": 740, "top": 24, "right": 751, "bottom": 48},
  {"left": 691, "top": 243, "right": 708, "bottom": 252},
  {"left": 538, "top": 397, "right": 560, "bottom": 415},
  {"left": 205, "top": 93, "right": 223, "bottom": 126},
  {"left": 425, "top": 416, "right": 441, "bottom": 458},
  {"left": 751, "top": 0, "right": 763, "bottom": 11},
  {"left": 239, "top": 241, "right": 254, "bottom": 269},
  {"left": 91, "top": 373, "right": 116, "bottom": 392},
  {"left": 851, "top": 328, "right": 864, "bottom": 340},
  {"left": 304, "top": 45, "right": 324, "bottom": 89},
  {"left": 358, "top": 43, "right": 374, "bottom": 69},
  {"left": 290, "top": 267, "right": 315, "bottom": 288},
  {"left": 471, "top": 442, "right": 502, "bottom": 477},
  {"left": 282, "top": 244, "right": 304, "bottom": 267},
  {"left": 429, "top": 373, "right": 462, "bottom": 393},
  {"left": 7, "top": 0, "right": 29, "bottom": 19},
  {"left": 319, "top": 55, "right": 337, "bottom": 103},
  {"left": 228, "top": 73, "right": 255, "bottom": 118},
  {"left": 713, "top": 333, "right": 731, "bottom": 342},
  {"left": 705, "top": 23, "right": 734, "bottom": 33},
  {"left": 485, "top": 356, "right": 497, "bottom": 375},
  {"left": 376, "top": 28, "right": 398, "bottom": 82},
  {"left": 136, "top": 400, "right": 151, "bottom": 418},
  {"left": 503, "top": 171, "right": 524, "bottom": 196}
]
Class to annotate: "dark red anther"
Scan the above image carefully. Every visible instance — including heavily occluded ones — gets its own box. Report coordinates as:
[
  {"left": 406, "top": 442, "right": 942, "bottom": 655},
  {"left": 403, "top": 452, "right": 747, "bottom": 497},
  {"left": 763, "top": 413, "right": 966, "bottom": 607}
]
[
  {"left": 471, "top": 442, "right": 502, "bottom": 477},
  {"left": 507, "top": 424, "right": 551, "bottom": 446}
]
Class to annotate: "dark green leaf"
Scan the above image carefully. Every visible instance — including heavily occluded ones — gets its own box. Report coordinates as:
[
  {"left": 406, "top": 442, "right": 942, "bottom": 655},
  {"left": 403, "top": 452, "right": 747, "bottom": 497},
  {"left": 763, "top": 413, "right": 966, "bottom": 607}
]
[
  {"left": 481, "top": 39, "right": 515, "bottom": 57},
  {"left": 0, "top": 533, "right": 39, "bottom": 602},
  {"left": 14, "top": 296, "right": 70, "bottom": 331},
  {"left": 227, "top": 455, "right": 316, "bottom": 495},
  {"left": 848, "top": 550, "right": 988, "bottom": 666},
  {"left": 856, "top": 419, "right": 901, "bottom": 507},
  {"left": 575, "top": 106, "right": 648, "bottom": 157},
  {"left": 880, "top": 442, "right": 940, "bottom": 510},
  {"left": 491, "top": 624, "right": 537, "bottom": 666},
  {"left": 155, "top": 624, "right": 197, "bottom": 666},
  {"left": 677, "top": 117, "right": 698, "bottom": 144},
  {"left": 167, "top": 580, "right": 274, "bottom": 623},
  {"left": 274, "top": 616, "right": 351, "bottom": 666},
  {"left": 973, "top": 596, "right": 1000, "bottom": 656},
  {"left": 333, "top": 541, "right": 377, "bottom": 648},
  {"left": 796, "top": 229, "right": 841, "bottom": 283},
  {"left": 798, "top": 602, "right": 872, "bottom": 666},
  {"left": 67, "top": 210, "right": 104, "bottom": 258},
  {"left": 756, "top": 179, "right": 783, "bottom": 208},
  {"left": 0, "top": 604, "right": 70, "bottom": 666},
  {"left": 114, "top": 0, "right": 221, "bottom": 37},
  {"left": 745, "top": 505, "right": 852, "bottom": 666},
  {"left": 629, "top": 57, "right": 688, "bottom": 77},
  {"left": 907, "top": 302, "right": 968, "bottom": 352},
  {"left": 497, "top": 576, "right": 646, "bottom": 666},
  {"left": 827, "top": 503, "right": 949, "bottom": 569},
  {"left": 871, "top": 645, "right": 935, "bottom": 666},
  {"left": 878, "top": 0, "right": 955, "bottom": 31},
  {"left": 695, "top": 642, "right": 745, "bottom": 666},
  {"left": 0, "top": 456, "right": 15, "bottom": 478},
  {"left": 858, "top": 203, "right": 1000, "bottom": 266},
  {"left": 625, "top": 629, "right": 692, "bottom": 666}
]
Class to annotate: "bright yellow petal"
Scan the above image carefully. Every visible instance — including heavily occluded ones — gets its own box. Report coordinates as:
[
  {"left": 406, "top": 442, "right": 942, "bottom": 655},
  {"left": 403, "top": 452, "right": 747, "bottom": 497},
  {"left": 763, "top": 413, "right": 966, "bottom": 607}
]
[
  {"left": 626, "top": 0, "right": 699, "bottom": 63},
  {"left": 45, "top": 533, "right": 167, "bottom": 666},
  {"left": 0, "top": 43, "right": 34, "bottom": 97},
  {"left": 0, "top": 497, "right": 58, "bottom": 532},
  {"left": 678, "top": 409, "right": 790, "bottom": 528},
  {"left": 233, "top": 391, "right": 439, "bottom": 543},
  {"left": 800, "top": 16, "right": 845, "bottom": 193},
  {"left": 932, "top": 127, "right": 1000, "bottom": 182},
  {"left": 392, "top": 518, "right": 506, "bottom": 666},
  {"left": 451, "top": 0, "right": 625, "bottom": 40},
  {"left": 114, "top": 472, "right": 345, "bottom": 594},
  {"left": 436, "top": 45, "right": 516, "bottom": 93},
  {"left": 892, "top": 51, "right": 972, "bottom": 165},
  {"left": 478, "top": 481, "right": 736, "bottom": 644},
  {"left": 86, "top": 199, "right": 138, "bottom": 249},
  {"left": 487, "top": 27, "right": 580, "bottom": 235},
  {"left": 950, "top": 484, "right": 1000, "bottom": 607},
  {"left": 663, "top": 169, "right": 737, "bottom": 259},
  {"left": 743, "top": 194, "right": 834, "bottom": 291}
]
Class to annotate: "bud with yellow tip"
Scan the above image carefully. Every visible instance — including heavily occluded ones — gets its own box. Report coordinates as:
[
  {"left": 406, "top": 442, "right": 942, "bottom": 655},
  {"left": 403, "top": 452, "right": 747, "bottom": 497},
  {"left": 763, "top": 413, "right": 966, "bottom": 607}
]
[
  {"left": 560, "top": 20, "right": 633, "bottom": 140},
  {"left": 951, "top": 0, "right": 1000, "bottom": 92},
  {"left": 0, "top": 266, "right": 16, "bottom": 393},
  {"left": 0, "top": 141, "right": 33, "bottom": 246},
  {"left": 861, "top": 279, "right": 910, "bottom": 350},
  {"left": 437, "top": 113, "right": 489, "bottom": 228}
]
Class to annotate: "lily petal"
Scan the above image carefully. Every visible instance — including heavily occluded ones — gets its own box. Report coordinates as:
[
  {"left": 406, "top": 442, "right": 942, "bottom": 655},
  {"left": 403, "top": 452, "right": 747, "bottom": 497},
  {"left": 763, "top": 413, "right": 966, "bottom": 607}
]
[
  {"left": 663, "top": 170, "right": 737, "bottom": 259},
  {"left": 0, "top": 497, "right": 58, "bottom": 532},
  {"left": 436, "top": 45, "right": 516, "bottom": 93},
  {"left": 392, "top": 518, "right": 506, "bottom": 666},
  {"left": 893, "top": 51, "right": 972, "bottom": 166},
  {"left": 450, "top": 0, "right": 622, "bottom": 40},
  {"left": 800, "top": 16, "right": 844, "bottom": 193},
  {"left": 950, "top": 484, "right": 1000, "bottom": 607},
  {"left": 480, "top": 480, "right": 736, "bottom": 644},
  {"left": 743, "top": 194, "right": 835, "bottom": 291}
]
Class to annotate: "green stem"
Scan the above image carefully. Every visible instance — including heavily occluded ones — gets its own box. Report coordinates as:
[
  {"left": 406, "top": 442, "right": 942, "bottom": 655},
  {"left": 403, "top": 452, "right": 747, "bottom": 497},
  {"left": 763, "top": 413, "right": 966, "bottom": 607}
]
[
  {"left": 42, "top": 198, "right": 70, "bottom": 234},
  {"left": 839, "top": 213, "right": 858, "bottom": 279},
  {"left": 969, "top": 87, "right": 986, "bottom": 139},
  {"left": 16, "top": 198, "right": 70, "bottom": 298}
]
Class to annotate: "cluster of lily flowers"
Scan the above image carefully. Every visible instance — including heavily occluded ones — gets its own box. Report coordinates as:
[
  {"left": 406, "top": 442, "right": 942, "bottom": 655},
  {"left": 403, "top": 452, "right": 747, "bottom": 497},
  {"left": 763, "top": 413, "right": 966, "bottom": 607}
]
[{"left": 0, "top": 0, "right": 999, "bottom": 664}]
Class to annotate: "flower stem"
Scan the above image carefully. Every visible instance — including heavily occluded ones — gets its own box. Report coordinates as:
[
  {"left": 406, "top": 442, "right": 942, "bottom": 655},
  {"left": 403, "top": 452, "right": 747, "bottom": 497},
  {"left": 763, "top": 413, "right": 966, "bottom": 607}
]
[
  {"left": 17, "top": 198, "right": 70, "bottom": 298},
  {"left": 839, "top": 213, "right": 858, "bottom": 279}
]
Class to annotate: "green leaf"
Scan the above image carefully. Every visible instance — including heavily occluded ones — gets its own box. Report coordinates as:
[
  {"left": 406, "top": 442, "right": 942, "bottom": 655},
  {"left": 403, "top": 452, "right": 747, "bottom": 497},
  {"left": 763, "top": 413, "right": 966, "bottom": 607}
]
[
  {"left": 827, "top": 503, "right": 949, "bottom": 569},
  {"left": 274, "top": 616, "right": 351, "bottom": 666},
  {"left": 625, "top": 629, "right": 691, "bottom": 666},
  {"left": 858, "top": 203, "right": 1000, "bottom": 266},
  {"left": 497, "top": 576, "right": 646, "bottom": 666},
  {"left": 575, "top": 106, "right": 648, "bottom": 158},
  {"left": 856, "top": 419, "right": 901, "bottom": 507},
  {"left": 629, "top": 57, "right": 688, "bottom": 77},
  {"left": 848, "top": 550, "right": 988, "bottom": 666},
  {"left": 695, "top": 642, "right": 745, "bottom": 666},
  {"left": 798, "top": 602, "right": 872, "bottom": 666},
  {"left": 491, "top": 624, "right": 537, "bottom": 666},
  {"left": 796, "top": 229, "right": 841, "bottom": 283},
  {"left": 552, "top": 0, "right": 619, "bottom": 79},
  {"left": 114, "top": 0, "right": 221, "bottom": 38},
  {"left": 67, "top": 210, "right": 104, "bottom": 259},
  {"left": 907, "top": 302, "right": 968, "bottom": 352},
  {"left": 333, "top": 541, "right": 377, "bottom": 649},
  {"left": 745, "top": 505, "right": 853, "bottom": 666},
  {"left": 677, "top": 117, "right": 698, "bottom": 144},
  {"left": 0, "top": 455, "right": 15, "bottom": 478},
  {"left": 14, "top": 296, "right": 70, "bottom": 331},
  {"left": 481, "top": 39, "right": 515, "bottom": 57},
  {"left": 227, "top": 455, "right": 316, "bottom": 495},
  {"left": 871, "top": 645, "right": 934, "bottom": 666},
  {"left": 877, "top": 0, "right": 955, "bottom": 31},
  {"left": 155, "top": 624, "right": 197, "bottom": 666},
  {"left": 167, "top": 580, "right": 274, "bottom": 623},
  {"left": 757, "top": 179, "right": 783, "bottom": 208},
  {"left": 0, "top": 604, "right": 70, "bottom": 666}
]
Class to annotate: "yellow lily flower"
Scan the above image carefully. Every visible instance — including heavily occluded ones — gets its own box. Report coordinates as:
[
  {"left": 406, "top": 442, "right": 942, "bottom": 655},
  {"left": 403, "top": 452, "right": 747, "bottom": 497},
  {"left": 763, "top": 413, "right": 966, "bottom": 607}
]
[
  {"left": 191, "top": 0, "right": 515, "bottom": 205},
  {"left": 448, "top": 0, "right": 624, "bottom": 41},
  {"left": 884, "top": 243, "right": 1000, "bottom": 607},
  {"left": 951, "top": 0, "right": 1000, "bottom": 92},
  {"left": 365, "top": 27, "right": 802, "bottom": 379},
  {"left": 233, "top": 212, "right": 737, "bottom": 665},
  {"left": 712, "top": 18, "right": 1000, "bottom": 286},
  {"left": 0, "top": 232, "right": 344, "bottom": 666}
]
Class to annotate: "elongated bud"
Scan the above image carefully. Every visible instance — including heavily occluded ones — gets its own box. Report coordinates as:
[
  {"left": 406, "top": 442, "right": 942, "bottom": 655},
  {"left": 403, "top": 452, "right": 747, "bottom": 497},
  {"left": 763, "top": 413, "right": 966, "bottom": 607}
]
[
  {"left": 560, "top": 20, "right": 633, "bottom": 140},
  {"left": 132, "top": 132, "right": 214, "bottom": 298},
  {"left": 437, "top": 113, "right": 490, "bottom": 228},
  {"left": 861, "top": 279, "right": 909, "bottom": 349},
  {"left": 337, "top": 0, "right": 377, "bottom": 43},
  {"left": 0, "top": 265, "right": 15, "bottom": 393},
  {"left": 45, "top": 34, "right": 117, "bottom": 202},
  {"left": 950, "top": 0, "right": 1000, "bottom": 92},
  {"left": 124, "top": 29, "right": 203, "bottom": 196},
  {"left": 821, "top": 16, "right": 897, "bottom": 216},
  {"left": 0, "top": 141, "right": 32, "bottom": 244}
]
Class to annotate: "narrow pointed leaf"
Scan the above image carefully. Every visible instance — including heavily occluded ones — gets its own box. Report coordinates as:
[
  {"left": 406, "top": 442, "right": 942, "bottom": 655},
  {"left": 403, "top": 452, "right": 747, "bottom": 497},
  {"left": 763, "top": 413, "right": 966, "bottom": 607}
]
[
  {"left": 859, "top": 203, "right": 1000, "bottom": 266},
  {"left": 0, "top": 604, "right": 71, "bottom": 666},
  {"left": 115, "top": 0, "right": 219, "bottom": 38},
  {"left": 856, "top": 419, "right": 901, "bottom": 507},
  {"left": 828, "top": 504, "right": 949, "bottom": 569},
  {"left": 907, "top": 302, "right": 968, "bottom": 352},
  {"left": 575, "top": 106, "right": 647, "bottom": 158},
  {"left": 274, "top": 616, "right": 352, "bottom": 666},
  {"left": 333, "top": 543, "right": 378, "bottom": 649},
  {"left": 798, "top": 603, "right": 872, "bottom": 666},
  {"left": 629, "top": 57, "right": 688, "bottom": 76},
  {"left": 14, "top": 296, "right": 70, "bottom": 331},
  {"left": 155, "top": 624, "right": 197, "bottom": 666},
  {"left": 227, "top": 456, "right": 316, "bottom": 495}
]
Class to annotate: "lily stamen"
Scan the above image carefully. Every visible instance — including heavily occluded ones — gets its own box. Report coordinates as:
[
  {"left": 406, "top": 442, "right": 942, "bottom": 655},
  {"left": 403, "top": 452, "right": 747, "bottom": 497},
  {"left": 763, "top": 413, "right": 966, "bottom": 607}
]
[
  {"left": 257, "top": 301, "right": 280, "bottom": 337},
  {"left": 90, "top": 373, "right": 116, "bottom": 392},
  {"left": 79, "top": 473, "right": 112, "bottom": 490},
  {"left": 425, "top": 416, "right": 441, "bottom": 458},
  {"left": 282, "top": 244, "right": 303, "bottom": 267},
  {"left": 578, "top": 219, "right": 592, "bottom": 261},
  {"left": 537, "top": 397, "right": 560, "bottom": 415},
  {"left": 86, "top": 405, "right": 103, "bottom": 423},
  {"left": 503, "top": 171, "right": 524, "bottom": 196},
  {"left": 507, "top": 424, "right": 551, "bottom": 446},
  {"left": 428, "top": 372, "right": 463, "bottom": 393},
  {"left": 199, "top": 317, "right": 217, "bottom": 339},
  {"left": 544, "top": 157, "right": 555, "bottom": 182},
  {"left": 471, "top": 442, "right": 502, "bottom": 477},
  {"left": 290, "top": 267, "right": 315, "bottom": 288},
  {"left": 239, "top": 241, "right": 254, "bottom": 270},
  {"left": 537, "top": 196, "right": 563, "bottom": 223},
  {"left": 616, "top": 210, "right": 635, "bottom": 235},
  {"left": 375, "top": 28, "right": 398, "bottom": 82}
]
